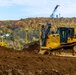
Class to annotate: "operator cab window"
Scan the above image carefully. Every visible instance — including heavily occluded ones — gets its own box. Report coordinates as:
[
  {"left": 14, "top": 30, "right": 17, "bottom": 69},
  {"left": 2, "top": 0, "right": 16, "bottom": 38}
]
[{"left": 68, "top": 28, "right": 74, "bottom": 38}]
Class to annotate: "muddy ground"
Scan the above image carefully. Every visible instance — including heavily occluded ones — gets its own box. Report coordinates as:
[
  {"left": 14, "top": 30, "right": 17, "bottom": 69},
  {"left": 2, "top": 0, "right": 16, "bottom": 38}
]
[{"left": 0, "top": 45, "right": 76, "bottom": 75}]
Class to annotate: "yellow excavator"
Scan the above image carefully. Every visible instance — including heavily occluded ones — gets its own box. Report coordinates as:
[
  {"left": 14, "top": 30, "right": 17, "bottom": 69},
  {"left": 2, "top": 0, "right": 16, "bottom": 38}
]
[{"left": 39, "top": 23, "right": 76, "bottom": 56}]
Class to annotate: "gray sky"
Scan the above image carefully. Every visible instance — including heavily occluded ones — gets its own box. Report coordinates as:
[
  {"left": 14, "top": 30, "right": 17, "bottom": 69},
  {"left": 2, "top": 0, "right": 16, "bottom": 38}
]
[{"left": 0, "top": 0, "right": 76, "bottom": 20}]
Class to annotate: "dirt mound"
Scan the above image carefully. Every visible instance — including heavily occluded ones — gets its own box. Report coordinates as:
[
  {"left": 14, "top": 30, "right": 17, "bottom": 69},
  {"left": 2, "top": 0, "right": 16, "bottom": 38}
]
[{"left": 0, "top": 46, "right": 76, "bottom": 75}]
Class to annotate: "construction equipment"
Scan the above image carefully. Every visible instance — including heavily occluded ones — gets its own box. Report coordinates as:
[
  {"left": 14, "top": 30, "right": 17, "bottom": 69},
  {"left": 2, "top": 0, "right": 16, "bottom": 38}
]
[
  {"left": 0, "top": 36, "right": 9, "bottom": 47},
  {"left": 39, "top": 23, "right": 76, "bottom": 56},
  {"left": 50, "top": 5, "right": 60, "bottom": 18}
]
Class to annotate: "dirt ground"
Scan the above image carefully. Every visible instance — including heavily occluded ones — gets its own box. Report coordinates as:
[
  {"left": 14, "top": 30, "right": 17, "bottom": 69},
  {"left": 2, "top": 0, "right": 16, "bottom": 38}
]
[{"left": 0, "top": 44, "right": 76, "bottom": 75}]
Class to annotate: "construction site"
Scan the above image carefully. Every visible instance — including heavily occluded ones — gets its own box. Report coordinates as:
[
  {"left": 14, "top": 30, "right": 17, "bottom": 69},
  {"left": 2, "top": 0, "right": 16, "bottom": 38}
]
[
  {"left": 0, "top": 5, "right": 76, "bottom": 75},
  {"left": 0, "top": 45, "right": 75, "bottom": 75}
]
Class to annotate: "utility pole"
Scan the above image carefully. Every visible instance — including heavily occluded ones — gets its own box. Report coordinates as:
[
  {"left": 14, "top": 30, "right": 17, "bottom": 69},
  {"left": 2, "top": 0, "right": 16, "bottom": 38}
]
[
  {"left": 25, "top": 28, "right": 29, "bottom": 44},
  {"left": 38, "top": 23, "right": 42, "bottom": 54}
]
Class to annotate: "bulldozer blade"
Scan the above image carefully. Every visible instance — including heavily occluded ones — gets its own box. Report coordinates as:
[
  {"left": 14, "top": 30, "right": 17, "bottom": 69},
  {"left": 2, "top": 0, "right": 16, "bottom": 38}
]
[{"left": 24, "top": 41, "right": 39, "bottom": 48}]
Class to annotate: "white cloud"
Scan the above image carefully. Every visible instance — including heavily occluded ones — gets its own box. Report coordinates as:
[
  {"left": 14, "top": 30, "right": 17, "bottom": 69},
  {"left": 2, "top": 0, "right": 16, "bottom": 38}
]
[{"left": 0, "top": 0, "right": 50, "bottom": 7}]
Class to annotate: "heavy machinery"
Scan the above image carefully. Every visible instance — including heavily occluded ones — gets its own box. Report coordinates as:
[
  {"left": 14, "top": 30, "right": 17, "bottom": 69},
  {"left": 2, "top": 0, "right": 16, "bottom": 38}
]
[
  {"left": 50, "top": 5, "right": 60, "bottom": 18},
  {"left": 0, "top": 36, "right": 9, "bottom": 47},
  {"left": 39, "top": 23, "right": 76, "bottom": 56}
]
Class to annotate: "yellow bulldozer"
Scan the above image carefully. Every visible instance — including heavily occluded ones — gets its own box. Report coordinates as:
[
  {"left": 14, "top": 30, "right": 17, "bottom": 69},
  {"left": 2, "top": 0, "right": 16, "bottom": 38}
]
[{"left": 39, "top": 23, "right": 76, "bottom": 56}]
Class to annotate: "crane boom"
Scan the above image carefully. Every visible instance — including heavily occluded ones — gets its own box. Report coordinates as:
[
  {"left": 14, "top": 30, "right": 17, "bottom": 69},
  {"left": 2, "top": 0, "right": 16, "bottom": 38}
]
[{"left": 50, "top": 5, "right": 60, "bottom": 18}]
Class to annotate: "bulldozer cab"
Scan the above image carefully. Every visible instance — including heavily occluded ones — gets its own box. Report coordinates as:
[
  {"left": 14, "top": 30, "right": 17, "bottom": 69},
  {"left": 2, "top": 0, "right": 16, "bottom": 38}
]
[
  {"left": 57, "top": 27, "right": 74, "bottom": 43},
  {"left": 57, "top": 27, "right": 68, "bottom": 43}
]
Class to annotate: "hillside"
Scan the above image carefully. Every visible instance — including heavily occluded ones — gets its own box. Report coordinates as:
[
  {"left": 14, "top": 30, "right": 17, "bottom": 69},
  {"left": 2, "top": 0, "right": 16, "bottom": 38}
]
[{"left": 0, "top": 17, "right": 76, "bottom": 49}]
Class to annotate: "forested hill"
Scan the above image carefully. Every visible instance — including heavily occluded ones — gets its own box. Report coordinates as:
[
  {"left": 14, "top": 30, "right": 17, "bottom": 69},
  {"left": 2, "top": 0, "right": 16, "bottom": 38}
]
[
  {"left": 0, "top": 17, "right": 76, "bottom": 31},
  {"left": 0, "top": 17, "right": 76, "bottom": 49}
]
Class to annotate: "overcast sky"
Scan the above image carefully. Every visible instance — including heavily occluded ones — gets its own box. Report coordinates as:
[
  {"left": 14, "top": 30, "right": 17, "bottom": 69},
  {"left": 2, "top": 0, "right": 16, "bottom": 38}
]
[{"left": 0, "top": 0, "right": 76, "bottom": 20}]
